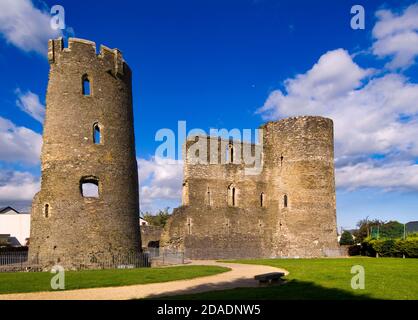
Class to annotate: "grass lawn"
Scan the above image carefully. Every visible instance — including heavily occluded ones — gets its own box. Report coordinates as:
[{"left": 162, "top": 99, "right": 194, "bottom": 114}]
[
  {"left": 170, "top": 258, "right": 418, "bottom": 300},
  {"left": 0, "top": 265, "right": 229, "bottom": 295}
]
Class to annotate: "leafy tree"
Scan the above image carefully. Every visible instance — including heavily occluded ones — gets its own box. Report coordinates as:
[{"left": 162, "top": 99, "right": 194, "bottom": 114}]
[
  {"left": 380, "top": 221, "right": 404, "bottom": 239},
  {"left": 353, "top": 218, "right": 383, "bottom": 243},
  {"left": 141, "top": 207, "right": 171, "bottom": 228},
  {"left": 339, "top": 231, "right": 354, "bottom": 245}
]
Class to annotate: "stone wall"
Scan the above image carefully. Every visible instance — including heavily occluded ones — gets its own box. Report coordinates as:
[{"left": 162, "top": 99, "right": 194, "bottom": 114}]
[
  {"left": 29, "top": 38, "right": 141, "bottom": 269},
  {"left": 161, "top": 116, "right": 339, "bottom": 259},
  {"left": 141, "top": 226, "right": 163, "bottom": 249}
]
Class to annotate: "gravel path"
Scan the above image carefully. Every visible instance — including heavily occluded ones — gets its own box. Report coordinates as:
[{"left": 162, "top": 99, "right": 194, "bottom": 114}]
[{"left": 0, "top": 260, "right": 288, "bottom": 300}]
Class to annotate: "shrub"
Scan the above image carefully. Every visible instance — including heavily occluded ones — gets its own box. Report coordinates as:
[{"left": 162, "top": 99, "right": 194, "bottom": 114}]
[
  {"left": 397, "top": 239, "right": 418, "bottom": 258},
  {"left": 360, "top": 240, "right": 376, "bottom": 257},
  {"left": 371, "top": 239, "right": 401, "bottom": 257},
  {"left": 348, "top": 244, "right": 361, "bottom": 256},
  {"left": 361, "top": 238, "right": 418, "bottom": 258},
  {"left": 340, "top": 231, "right": 354, "bottom": 245}
]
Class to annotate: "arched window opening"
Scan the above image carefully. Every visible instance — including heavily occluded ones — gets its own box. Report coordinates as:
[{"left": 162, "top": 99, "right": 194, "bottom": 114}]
[
  {"left": 284, "top": 194, "right": 288, "bottom": 208},
  {"left": 228, "top": 184, "right": 237, "bottom": 207},
  {"left": 93, "top": 123, "right": 101, "bottom": 144},
  {"left": 81, "top": 176, "right": 99, "bottom": 198},
  {"left": 147, "top": 241, "right": 159, "bottom": 248},
  {"left": 44, "top": 204, "right": 50, "bottom": 218},
  {"left": 260, "top": 193, "right": 265, "bottom": 208},
  {"left": 224, "top": 143, "right": 235, "bottom": 164},
  {"left": 82, "top": 74, "right": 91, "bottom": 96}
]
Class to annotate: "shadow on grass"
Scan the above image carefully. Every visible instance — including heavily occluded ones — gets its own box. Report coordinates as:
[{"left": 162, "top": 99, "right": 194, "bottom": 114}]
[{"left": 147, "top": 278, "right": 375, "bottom": 300}]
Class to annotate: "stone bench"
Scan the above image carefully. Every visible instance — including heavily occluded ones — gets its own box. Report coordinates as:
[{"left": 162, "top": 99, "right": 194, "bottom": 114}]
[{"left": 254, "top": 272, "right": 285, "bottom": 285}]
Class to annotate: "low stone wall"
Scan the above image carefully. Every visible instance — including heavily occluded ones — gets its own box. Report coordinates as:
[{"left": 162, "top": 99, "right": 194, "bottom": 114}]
[
  {"left": 141, "top": 225, "right": 163, "bottom": 249},
  {"left": 160, "top": 206, "right": 277, "bottom": 259}
]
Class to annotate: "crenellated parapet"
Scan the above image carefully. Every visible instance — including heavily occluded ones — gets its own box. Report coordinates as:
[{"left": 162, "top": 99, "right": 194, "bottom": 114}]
[{"left": 48, "top": 37, "right": 128, "bottom": 77}]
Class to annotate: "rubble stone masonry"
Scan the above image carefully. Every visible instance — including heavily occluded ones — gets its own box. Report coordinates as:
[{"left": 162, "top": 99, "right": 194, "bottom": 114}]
[
  {"left": 29, "top": 38, "right": 141, "bottom": 269},
  {"left": 161, "top": 116, "right": 339, "bottom": 259}
]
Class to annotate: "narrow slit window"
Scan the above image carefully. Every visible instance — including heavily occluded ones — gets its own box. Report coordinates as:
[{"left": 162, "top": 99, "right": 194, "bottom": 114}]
[
  {"left": 229, "top": 145, "right": 234, "bottom": 163},
  {"left": 182, "top": 181, "right": 189, "bottom": 205},
  {"left": 82, "top": 75, "right": 91, "bottom": 96},
  {"left": 93, "top": 123, "right": 101, "bottom": 144},
  {"left": 81, "top": 177, "right": 99, "bottom": 198},
  {"left": 225, "top": 145, "right": 229, "bottom": 163},
  {"left": 260, "top": 193, "right": 265, "bottom": 207},
  {"left": 284, "top": 194, "right": 288, "bottom": 208},
  {"left": 206, "top": 187, "right": 211, "bottom": 206},
  {"left": 187, "top": 218, "right": 192, "bottom": 235},
  {"left": 228, "top": 184, "right": 237, "bottom": 207},
  {"left": 44, "top": 204, "right": 50, "bottom": 218}
]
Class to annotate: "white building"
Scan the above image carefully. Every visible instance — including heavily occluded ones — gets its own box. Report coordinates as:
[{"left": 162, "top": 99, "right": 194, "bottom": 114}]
[
  {"left": 140, "top": 217, "right": 149, "bottom": 226},
  {"left": 0, "top": 207, "right": 31, "bottom": 246}
]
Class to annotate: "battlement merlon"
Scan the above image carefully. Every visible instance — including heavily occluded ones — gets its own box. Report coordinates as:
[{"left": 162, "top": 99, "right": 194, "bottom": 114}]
[
  {"left": 48, "top": 37, "right": 128, "bottom": 77},
  {"left": 186, "top": 134, "right": 260, "bottom": 147},
  {"left": 184, "top": 134, "right": 263, "bottom": 165}
]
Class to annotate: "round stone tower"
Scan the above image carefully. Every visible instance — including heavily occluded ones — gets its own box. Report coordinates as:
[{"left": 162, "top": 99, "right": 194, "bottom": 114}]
[
  {"left": 29, "top": 38, "right": 141, "bottom": 269},
  {"left": 262, "top": 116, "right": 339, "bottom": 257}
]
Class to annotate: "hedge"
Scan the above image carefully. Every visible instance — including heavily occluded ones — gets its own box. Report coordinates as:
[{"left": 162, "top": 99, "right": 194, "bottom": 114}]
[{"left": 349, "top": 238, "right": 418, "bottom": 258}]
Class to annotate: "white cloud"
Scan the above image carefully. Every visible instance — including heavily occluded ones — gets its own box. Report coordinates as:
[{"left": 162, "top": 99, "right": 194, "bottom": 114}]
[
  {"left": 258, "top": 49, "right": 372, "bottom": 119},
  {"left": 0, "top": 116, "right": 42, "bottom": 165},
  {"left": 336, "top": 161, "right": 418, "bottom": 191},
  {"left": 372, "top": 4, "right": 418, "bottom": 69},
  {"left": 137, "top": 157, "right": 183, "bottom": 211},
  {"left": 15, "top": 89, "right": 45, "bottom": 123},
  {"left": 0, "top": 170, "right": 40, "bottom": 201},
  {"left": 0, "top": 0, "right": 62, "bottom": 55},
  {"left": 257, "top": 48, "right": 418, "bottom": 191}
]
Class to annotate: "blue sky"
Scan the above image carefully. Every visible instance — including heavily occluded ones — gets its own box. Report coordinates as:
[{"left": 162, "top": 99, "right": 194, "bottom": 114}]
[{"left": 0, "top": 0, "right": 418, "bottom": 229}]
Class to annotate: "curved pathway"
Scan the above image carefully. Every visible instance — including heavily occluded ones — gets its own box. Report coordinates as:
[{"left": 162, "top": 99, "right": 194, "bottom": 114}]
[{"left": 0, "top": 260, "right": 288, "bottom": 300}]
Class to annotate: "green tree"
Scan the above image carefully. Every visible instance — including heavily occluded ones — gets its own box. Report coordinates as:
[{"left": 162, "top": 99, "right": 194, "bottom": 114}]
[
  {"left": 353, "top": 218, "right": 383, "bottom": 243},
  {"left": 380, "top": 221, "right": 404, "bottom": 239},
  {"left": 141, "top": 207, "right": 171, "bottom": 228},
  {"left": 339, "top": 231, "right": 354, "bottom": 245}
]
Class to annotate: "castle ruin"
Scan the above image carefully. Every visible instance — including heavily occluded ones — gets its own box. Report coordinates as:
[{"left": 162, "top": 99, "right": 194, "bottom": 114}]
[
  {"left": 160, "top": 116, "right": 339, "bottom": 258},
  {"left": 29, "top": 37, "right": 338, "bottom": 267},
  {"left": 29, "top": 38, "right": 141, "bottom": 269}
]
